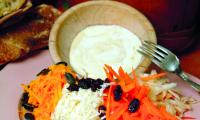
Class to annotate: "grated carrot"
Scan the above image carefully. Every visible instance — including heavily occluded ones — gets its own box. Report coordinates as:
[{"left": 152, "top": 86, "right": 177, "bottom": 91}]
[
  {"left": 106, "top": 85, "right": 113, "bottom": 120},
  {"left": 104, "top": 65, "right": 178, "bottom": 120},
  {"left": 21, "top": 64, "right": 76, "bottom": 120}
]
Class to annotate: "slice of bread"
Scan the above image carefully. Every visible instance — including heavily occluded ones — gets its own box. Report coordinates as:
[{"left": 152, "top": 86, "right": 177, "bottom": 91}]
[
  {"left": 0, "top": 4, "right": 61, "bottom": 64},
  {"left": 0, "top": 0, "right": 26, "bottom": 17},
  {"left": 0, "top": 0, "right": 32, "bottom": 29}
]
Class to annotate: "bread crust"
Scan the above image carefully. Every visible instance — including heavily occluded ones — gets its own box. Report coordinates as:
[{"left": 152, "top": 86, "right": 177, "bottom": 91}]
[
  {"left": 0, "top": 0, "right": 32, "bottom": 28},
  {"left": 0, "top": 4, "right": 61, "bottom": 64}
]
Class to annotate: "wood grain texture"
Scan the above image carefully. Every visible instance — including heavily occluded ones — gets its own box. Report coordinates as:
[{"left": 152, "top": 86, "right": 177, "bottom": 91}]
[{"left": 49, "top": 0, "right": 157, "bottom": 73}]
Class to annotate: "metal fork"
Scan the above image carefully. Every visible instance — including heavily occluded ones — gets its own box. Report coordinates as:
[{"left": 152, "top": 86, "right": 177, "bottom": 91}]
[{"left": 138, "top": 41, "right": 200, "bottom": 92}]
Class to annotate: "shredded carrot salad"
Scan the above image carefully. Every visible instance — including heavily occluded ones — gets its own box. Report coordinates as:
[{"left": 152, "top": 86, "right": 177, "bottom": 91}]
[
  {"left": 103, "top": 65, "right": 177, "bottom": 120},
  {"left": 21, "top": 64, "right": 194, "bottom": 120},
  {"left": 21, "top": 64, "right": 76, "bottom": 120}
]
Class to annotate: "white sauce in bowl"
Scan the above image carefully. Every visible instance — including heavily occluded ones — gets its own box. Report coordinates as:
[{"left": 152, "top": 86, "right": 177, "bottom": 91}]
[{"left": 69, "top": 25, "right": 142, "bottom": 79}]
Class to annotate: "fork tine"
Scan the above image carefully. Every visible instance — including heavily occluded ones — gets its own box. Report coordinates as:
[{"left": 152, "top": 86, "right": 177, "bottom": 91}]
[
  {"left": 142, "top": 42, "right": 166, "bottom": 58},
  {"left": 137, "top": 49, "right": 153, "bottom": 59},
  {"left": 144, "top": 41, "right": 170, "bottom": 54},
  {"left": 137, "top": 50, "right": 161, "bottom": 66},
  {"left": 140, "top": 45, "right": 163, "bottom": 61}
]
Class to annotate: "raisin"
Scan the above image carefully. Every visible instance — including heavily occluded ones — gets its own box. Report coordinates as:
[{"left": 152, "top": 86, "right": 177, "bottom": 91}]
[
  {"left": 78, "top": 78, "right": 92, "bottom": 89},
  {"left": 98, "top": 105, "right": 106, "bottom": 112},
  {"left": 128, "top": 98, "right": 140, "bottom": 113},
  {"left": 22, "top": 103, "right": 36, "bottom": 112},
  {"left": 21, "top": 92, "right": 29, "bottom": 103},
  {"left": 96, "top": 78, "right": 104, "bottom": 85},
  {"left": 91, "top": 79, "right": 104, "bottom": 92},
  {"left": 36, "top": 68, "right": 50, "bottom": 76},
  {"left": 65, "top": 73, "right": 76, "bottom": 85},
  {"left": 67, "top": 84, "right": 79, "bottom": 91},
  {"left": 91, "top": 87, "right": 97, "bottom": 92},
  {"left": 24, "top": 113, "right": 35, "bottom": 120},
  {"left": 77, "top": 78, "right": 104, "bottom": 91},
  {"left": 99, "top": 113, "right": 106, "bottom": 118},
  {"left": 56, "top": 61, "right": 68, "bottom": 66},
  {"left": 113, "top": 85, "right": 123, "bottom": 101},
  {"left": 98, "top": 107, "right": 106, "bottom": 120},
  {"left": 21, "top": 93, "right": 35, "bottom": 112}
]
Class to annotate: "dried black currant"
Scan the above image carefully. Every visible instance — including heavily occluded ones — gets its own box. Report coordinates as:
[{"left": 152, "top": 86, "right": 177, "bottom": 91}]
[
  {"left": 36, "top": 68, "right": 50, "bottom": 76},
  {"left": 21, "top": 92, "right": 29, "bottom": 103},
  {"left": 91, "top": 86, "right": 97, "bottom": 92},
  {"left": 128, "top": 98, "right": 140, "bottom": 113},
  {"left": 65, "top": 73, "right": 76, "bottom": 85},
  {"left": 56, "top": 61, "right": 68, "bottom": 66},
  {"left": 96, "top": 78, "right": 104, "bottom": 85},
  {"left": 67, "top": 84, "right": 79, "bottom": 91},
  {"left": 113, "top": 85, "right": 123, "bottom": 101},
  {"left": 99, "top": 113, "right": 105, "bottom": 117},
  {"left": 78, "top": 78, "right": 92, "bottom": 89},
  {"left": 24, "top": 113, "right": 35, "bottom": 120},
  {"left": 91, "top": 79, "right": 104, "bottom": 92},
  {"left": 21, "top": 93, "right": 35, "bottom": 112},
  {"left": 22, "top": 103, "right": 35, "bottom": 112},
  {"left": 98, "top": 105, "right": 106, "bottom": 112}
]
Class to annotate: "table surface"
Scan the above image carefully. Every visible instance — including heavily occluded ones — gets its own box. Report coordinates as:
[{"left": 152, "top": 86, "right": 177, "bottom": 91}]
[{"left": 179, "top": 37, "right": 200, "bottom": 79}]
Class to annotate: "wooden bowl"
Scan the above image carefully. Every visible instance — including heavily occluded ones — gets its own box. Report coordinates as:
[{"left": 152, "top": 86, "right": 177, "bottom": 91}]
[{"left": 49, "top": 0, "right": 156, "bottom": 73}]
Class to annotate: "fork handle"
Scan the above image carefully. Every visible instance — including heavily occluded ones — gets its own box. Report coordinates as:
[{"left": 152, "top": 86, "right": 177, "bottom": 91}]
[{"left": 178, "top": 71, "right": 200, "bottom": 92}]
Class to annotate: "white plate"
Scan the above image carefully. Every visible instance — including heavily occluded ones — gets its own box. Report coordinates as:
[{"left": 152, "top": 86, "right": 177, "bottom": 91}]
[{"left": 0, "top": 50, "right": 199, "bottom": 120}]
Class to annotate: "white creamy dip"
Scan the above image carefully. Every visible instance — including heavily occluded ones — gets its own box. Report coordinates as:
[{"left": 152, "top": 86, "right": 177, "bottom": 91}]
[{"left": 69, "top": 25, "right": 142, "bottom": 79}]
